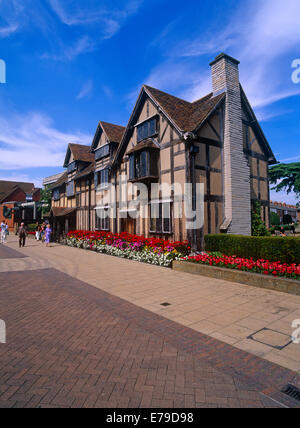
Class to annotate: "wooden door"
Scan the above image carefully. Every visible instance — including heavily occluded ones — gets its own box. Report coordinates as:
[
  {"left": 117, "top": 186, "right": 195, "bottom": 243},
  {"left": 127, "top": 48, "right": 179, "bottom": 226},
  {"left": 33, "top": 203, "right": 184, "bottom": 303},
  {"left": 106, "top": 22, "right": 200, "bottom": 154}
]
[{"left": 121, "top": 218, "right": 136, "bottom": 235}]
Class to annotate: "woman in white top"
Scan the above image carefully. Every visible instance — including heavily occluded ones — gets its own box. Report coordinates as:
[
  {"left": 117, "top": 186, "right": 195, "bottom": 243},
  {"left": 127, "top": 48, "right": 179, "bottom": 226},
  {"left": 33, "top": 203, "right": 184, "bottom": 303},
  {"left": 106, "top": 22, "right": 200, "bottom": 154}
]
[{"left": 0, "top": 222, "right": 6, "bottom": 244}]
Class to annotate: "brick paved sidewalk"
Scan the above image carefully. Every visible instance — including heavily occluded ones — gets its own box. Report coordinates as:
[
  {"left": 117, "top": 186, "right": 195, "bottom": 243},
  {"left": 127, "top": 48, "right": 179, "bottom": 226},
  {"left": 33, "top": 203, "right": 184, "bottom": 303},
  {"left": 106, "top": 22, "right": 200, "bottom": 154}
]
[
  {"left": 2, "top": 236, "right": 300, "bottom": 374},
  {"left": 0, "top": 267, "right": 299, "bottom": 408}
]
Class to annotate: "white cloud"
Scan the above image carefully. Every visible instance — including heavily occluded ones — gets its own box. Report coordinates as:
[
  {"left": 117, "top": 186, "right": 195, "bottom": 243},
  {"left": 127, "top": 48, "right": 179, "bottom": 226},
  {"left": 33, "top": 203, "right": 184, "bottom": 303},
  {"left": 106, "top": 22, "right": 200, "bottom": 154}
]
[
  {"left": 41, "top": 35, "right": 95, "bottom": 61},
  {"left": 0, "top": 111, "right": 92, "bottom": 170},
  {"left": 76, "top": 80, "right": 93, "bottom": 100},
  {"left": 145, "top": 0, "right": 300, "bottom": 110},
  {"left": 0, "top": 23, "right": 19, "bottom": 38},
  {"left": 270, "top": 189, "right": 298, "bottom": 205},
  {"left": 48, "top": 0, "right": 142, "bottom": 39}
]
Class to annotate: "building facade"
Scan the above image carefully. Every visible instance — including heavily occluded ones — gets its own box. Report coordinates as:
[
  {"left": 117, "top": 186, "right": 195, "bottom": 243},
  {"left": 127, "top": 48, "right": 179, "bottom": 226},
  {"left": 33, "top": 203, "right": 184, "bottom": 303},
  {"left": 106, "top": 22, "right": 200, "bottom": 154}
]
[
  {"left": 0, "top": 180, "right": 41, "bottom": 231},
  {"left": 270, "top": 201, "right": 300, "bottom": 224},
  {"left": 49, "top": 54, "right": 276, "bottom": 249}
]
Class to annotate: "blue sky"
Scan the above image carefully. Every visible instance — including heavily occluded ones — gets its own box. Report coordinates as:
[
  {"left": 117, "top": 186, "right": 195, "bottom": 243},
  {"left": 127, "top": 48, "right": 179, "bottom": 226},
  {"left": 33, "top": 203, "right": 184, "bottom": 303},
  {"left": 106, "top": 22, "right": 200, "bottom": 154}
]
[{"left": 0, "top": 0, "right": 299, "bottom": 204}]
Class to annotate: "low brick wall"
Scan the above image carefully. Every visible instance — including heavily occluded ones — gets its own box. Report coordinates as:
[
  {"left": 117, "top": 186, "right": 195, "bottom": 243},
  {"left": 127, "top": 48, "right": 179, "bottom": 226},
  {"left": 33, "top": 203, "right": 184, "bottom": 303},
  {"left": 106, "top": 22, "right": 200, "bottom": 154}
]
[{"left": 173, "top": 261, "right": 300, "bottom": 296}]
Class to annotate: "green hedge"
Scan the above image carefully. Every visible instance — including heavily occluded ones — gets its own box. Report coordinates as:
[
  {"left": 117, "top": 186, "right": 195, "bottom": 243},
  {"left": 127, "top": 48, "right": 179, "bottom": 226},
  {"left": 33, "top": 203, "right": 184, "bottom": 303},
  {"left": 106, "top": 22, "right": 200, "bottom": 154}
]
[{"left": 205, "top": 234, "right": 300, "bottom": 264}]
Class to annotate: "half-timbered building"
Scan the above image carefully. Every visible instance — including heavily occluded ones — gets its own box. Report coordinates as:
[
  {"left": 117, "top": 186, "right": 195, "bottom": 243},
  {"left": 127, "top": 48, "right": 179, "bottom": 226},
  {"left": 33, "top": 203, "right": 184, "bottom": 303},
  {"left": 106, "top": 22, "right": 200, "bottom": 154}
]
[{"left": 49, "top": 54, "right": 276, "bottom": 249}]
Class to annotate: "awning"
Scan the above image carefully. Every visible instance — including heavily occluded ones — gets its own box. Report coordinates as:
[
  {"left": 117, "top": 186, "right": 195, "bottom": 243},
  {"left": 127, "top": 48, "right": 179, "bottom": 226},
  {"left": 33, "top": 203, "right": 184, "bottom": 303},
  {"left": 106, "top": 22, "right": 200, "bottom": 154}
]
[{"left": 51, "top": 207, "right": 76, "bottom": 217}]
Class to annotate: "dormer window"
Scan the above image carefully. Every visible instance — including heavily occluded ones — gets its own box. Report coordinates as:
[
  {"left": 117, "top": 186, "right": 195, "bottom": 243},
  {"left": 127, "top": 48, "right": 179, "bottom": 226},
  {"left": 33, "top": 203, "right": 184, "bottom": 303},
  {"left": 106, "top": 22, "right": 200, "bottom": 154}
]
[
  {"left": 53, "top": 189, "right": 60, "bottom": 201},
  {"left": 128, "top": 149, "right": 159, "bottom": 182},
  {"left": 137, "top": 117, "right": 157, "bottom": 142},
  {"left": 66, "top": 181, "right": 75, "bottom": 198},
  {"left": 95, "top": 144, "right": 110, "bottom": 161},
  {"left": 67, "top": 161, "right": 77, "bottom": 174}
]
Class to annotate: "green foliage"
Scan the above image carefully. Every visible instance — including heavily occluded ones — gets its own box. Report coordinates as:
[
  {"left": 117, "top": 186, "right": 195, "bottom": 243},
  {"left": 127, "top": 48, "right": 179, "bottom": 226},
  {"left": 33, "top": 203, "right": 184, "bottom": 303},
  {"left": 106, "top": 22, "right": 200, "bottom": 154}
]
[
  {"left": 269, "top": 162, "right": 300, "bottom": 204},
  {"left": 27, "top": 223, "right": 38, "bottom": 232},
  {"left": 283, "top": 214, "right": 293, "bottom": 225},
  {"left": 39, "top": 186, "right": 52, "bottom": 215},
  {"left": 270, "top": 211, "right": 281, "bottom": 226},
  {"left": 251, "top": 201, "right": 270, "bottom": 236},
  {"left": 205, "top": 234, "right": 300, "bottom": 264}
]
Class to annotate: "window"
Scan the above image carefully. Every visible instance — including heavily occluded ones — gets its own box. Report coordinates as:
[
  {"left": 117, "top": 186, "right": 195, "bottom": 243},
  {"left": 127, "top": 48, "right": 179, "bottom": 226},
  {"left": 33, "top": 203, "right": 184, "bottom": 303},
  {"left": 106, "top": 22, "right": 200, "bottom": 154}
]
[
  {"left": 129, "top": 150, "right": 159, "bottom": 181},
  {"left": 95, "top": 168, "right": 109, "bottom": 190},
  {"left": 53, "top": 189, "right": 60, "bottom": 201},
  {"left": 149, "top": 203, "right": 172, "bottom": 234},
  {"left": 137, "top": 117, "right": 157, "bottom": 142},
  {"left": 100, "top": 168, "right": 109, "bottom": 188},
  {"left": 95, "top": 209, "right": 110, "bottom": 231},
  {"left": 129, "top": 155, "right": 135, "bottom": 180},
  {"left": 95, "top": 144, "right": 110, "bottom": 161},
  {"left": 66, "top": 181, "right": 75, "bottom": 198},
  {"left": 67, "top": 162, "right": 77, "bottom": 174}
]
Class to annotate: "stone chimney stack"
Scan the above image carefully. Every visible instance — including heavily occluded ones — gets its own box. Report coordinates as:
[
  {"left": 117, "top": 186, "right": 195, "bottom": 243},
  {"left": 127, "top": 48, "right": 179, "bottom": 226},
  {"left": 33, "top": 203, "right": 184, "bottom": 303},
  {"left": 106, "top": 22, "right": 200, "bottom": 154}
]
[{"left": 210, "top": 53, "right": 251, "bottom": 235}]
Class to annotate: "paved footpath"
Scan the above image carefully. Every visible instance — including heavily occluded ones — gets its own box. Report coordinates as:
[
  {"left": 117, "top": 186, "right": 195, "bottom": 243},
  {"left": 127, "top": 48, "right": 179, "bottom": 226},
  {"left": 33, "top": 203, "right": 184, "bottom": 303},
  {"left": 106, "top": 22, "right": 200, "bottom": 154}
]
[{"left": 0, "top": 237, "right": 299, "bottom": 408}]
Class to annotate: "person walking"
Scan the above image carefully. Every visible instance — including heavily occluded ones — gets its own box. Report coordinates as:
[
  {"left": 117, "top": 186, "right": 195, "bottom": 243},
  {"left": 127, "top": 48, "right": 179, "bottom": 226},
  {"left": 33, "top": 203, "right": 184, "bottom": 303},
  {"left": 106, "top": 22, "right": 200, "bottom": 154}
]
[
  {"left": 45, "top": 224, "right": 52, "bottom": 247},
  {"left": 41, "top": 223, "right": 46, "bottom": 243},
  {"left": 35, "top": 223, "right": 41, "bottom": 241},
  {"left": 4, "top": 222, "right": 9, "bottom": 242},
  {"left": 18, "top": 223, "right": 27, "bottom": 248},
  {"left": 0, "top": 221, "right": 6, "bottom": 244}
]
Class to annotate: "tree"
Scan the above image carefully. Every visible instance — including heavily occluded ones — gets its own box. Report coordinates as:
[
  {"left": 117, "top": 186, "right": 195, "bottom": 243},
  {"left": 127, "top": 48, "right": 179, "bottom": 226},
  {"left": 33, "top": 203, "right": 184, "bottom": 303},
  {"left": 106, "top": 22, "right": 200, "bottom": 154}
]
[
  {"left": 251, "top": 201, "right": 270, "bottom": 236},
  {"left": 270, "top": 211, "right": 281, "bottom": 226},
  {"left": 39, "top": 187, "right": 52, "bottom": 216},
  {"left": 283, "top": 214, "right": 293, "bottom": 225},
  {"left": 269, "top": 162, "right": 300, "bottom": 206}
]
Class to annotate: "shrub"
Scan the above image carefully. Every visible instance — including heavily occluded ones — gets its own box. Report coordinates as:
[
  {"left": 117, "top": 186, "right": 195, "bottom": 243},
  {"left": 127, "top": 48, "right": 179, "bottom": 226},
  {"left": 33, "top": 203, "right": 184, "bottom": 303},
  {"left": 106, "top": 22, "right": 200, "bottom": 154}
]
[
  {"left": 270, "top": 211, "right": 281, "bottom": 226},
  {"left": 283, "top": 214, "right": 293, "bottom": 225},
  {"left": 27, "top": 223, "right": 38, "bottom": 232},
  {"left": 251, "top": 201, "right": 270, "bottom": 236},
  {"left": 205, "top": 234, "right": 300, "bottom": 264}
]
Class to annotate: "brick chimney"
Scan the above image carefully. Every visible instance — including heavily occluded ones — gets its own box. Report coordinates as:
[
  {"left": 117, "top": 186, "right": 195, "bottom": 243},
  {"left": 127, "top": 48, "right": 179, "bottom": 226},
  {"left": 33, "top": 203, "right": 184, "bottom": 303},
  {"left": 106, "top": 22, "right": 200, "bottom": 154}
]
[{"left": 210, "top": 53, "right": 251, "bottom": 235}]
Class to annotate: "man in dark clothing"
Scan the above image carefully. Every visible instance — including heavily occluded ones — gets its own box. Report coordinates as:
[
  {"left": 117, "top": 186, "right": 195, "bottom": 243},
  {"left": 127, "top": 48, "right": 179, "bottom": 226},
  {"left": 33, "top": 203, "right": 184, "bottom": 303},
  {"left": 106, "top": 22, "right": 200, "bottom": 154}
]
[{"left": 18, "top": 223, "right": 27, "bottom": 248}]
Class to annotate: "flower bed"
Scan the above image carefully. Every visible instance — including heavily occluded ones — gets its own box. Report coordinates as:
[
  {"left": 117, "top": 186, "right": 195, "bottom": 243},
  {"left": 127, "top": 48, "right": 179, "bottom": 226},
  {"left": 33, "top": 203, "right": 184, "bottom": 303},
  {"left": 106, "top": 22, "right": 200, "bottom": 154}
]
[
  {"left": 66, "top": 230, "right": 190, "bottom": 267},
  {"left": 185, "top": 253, "right": 300, "bottom": 280}
]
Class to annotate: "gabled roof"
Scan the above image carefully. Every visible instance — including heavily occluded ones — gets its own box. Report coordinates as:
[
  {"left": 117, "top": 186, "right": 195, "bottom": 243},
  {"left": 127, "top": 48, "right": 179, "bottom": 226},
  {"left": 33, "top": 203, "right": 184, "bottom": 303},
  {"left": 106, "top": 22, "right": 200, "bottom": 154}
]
[
  {"left": 0, "top": 180, "right": 37, "bottom": 203},
  {"left": 74, "top": 162, "right": 95, "bottom": 180},
  {"left": 49, "top": 171, "right": 68, "bottom": 190},
  {"left": 113, "top": 85, "right": 226, "bottom": 165},
  {"left": 100, "top": 121, "right": 125, "bottom": 143},
  {"left": 91, "top": 121, "right": 125, "bottom": 151},
  {"left": 144, "top": 85, "right": 225, "bottom": 132},
  {"left": 240, "top": 86, "right": 277, "bottom": 164},
  {"left": 63, "top": 143, "right": 94, "bottom": 167}
]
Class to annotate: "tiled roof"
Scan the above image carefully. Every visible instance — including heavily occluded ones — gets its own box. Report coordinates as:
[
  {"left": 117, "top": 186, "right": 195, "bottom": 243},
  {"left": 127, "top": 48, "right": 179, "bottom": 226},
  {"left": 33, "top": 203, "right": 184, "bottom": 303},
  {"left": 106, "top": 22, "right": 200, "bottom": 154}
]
[
  {"left": 69, "top": 144, "right": 94, "bottom": 163},
  {"left": 0, "top": 180, "right": 36, "bottom": 203},
  {"left": 100, "top": 121, "right": 125, "bottom": 143},
  {"left": 49, "top": 171, "right": 68, "bottom": 190},
  {"left": 144, "top": 85, "right": 225, "bottom": 132},
  {"left": 270, "top": 201, "right": 299, "bottom": 210},
  {"left": 74, "top": 163, "right": 95, "bottom": 180}
]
